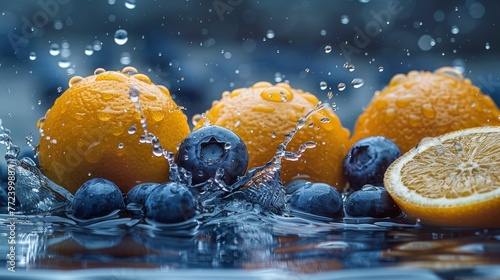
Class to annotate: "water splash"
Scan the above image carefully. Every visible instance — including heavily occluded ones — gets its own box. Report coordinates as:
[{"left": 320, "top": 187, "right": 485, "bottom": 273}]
[{"left": 0, "top": 119, "right": 73, "bottom": 215}]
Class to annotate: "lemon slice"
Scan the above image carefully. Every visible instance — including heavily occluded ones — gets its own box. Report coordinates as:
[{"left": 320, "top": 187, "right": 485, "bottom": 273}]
[{"left": 384, "top": 126, "right": 500, "bottom": 228}]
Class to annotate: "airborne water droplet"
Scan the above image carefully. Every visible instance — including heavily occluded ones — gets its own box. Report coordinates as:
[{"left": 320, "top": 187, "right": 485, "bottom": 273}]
[
  {"left": 319, "top": 81, "right": 328, "bottom": 90},
  {"left": 351, "top": 78, "right": 364, "bottom": 88},
  {"left": 125, "top": 0, "right": 136, "bottom": 9},
  {"left": 114, "top": 29, "right": 129, "bottom": 45},
  {"left": 337, "top": 83, "right": 346, "bottom": 91},
  {"left": 84, "top": 45, "right": 94, "bottom": 56},
  {"left": 324, "top": 45, "right": 332, "bottom": 53},
  {"left": 49, "top": 43, "right": 60, "bottom": 56},
  {"left": 266, "top": 29, "right": 275, "bottom": 39}
]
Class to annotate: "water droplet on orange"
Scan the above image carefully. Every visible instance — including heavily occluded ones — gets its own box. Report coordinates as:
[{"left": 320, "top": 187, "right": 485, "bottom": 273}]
[
  {"left": 421, "top": 103, "right": 436, "bottom": 119},
  {"left": 121, "top": 66, "right": 138, "bottom": 75},
  {"left": 133, "top": 73, "right": 152, "bottom": 84},
  {"left": 68, "top": 76, "right": 83, "bottom": 87},
  {"left": 260, "top": 86, "right": 294, "bottom": 102},
  {"left": 94, "top": 68, "right": 106, "bottom": 75}
]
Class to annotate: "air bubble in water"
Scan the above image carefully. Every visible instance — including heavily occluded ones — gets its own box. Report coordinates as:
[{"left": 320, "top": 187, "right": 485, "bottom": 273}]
[
  {"left": 274, "top": 72, "right": 283, "bottom": 83},
  {"left": 114, "top": 29, "right": 128, "bottom": 45},
  {"left": 49, "top": 43, "right": 60, "bottom": 56},
  {"left": 118, "top": 143, "right": 124, "bottom": 149},
  {"left": 327, "top": 91, "right": 333, "bottom": 99},
  {"left": 324, "top": 45, "right": 332, "bottom": 53},
  {"left": 125, "top": 0, "right": 136, "bottom": 9},
  {"left": 340, "top": 15, "right": 349, "bottom": 24},
  {"left": 347, "top": 64, "right": 355, "bottom": 72},
  {"left": 29, "top": 52, "right": 37, "bottom": 60},
  {"left": 351, "top": 78, "right": 364, "bottom": 88},
  {"left": 337, "top": 83, "right": 346, "bottom": 91},
  {"left": 485, "top": 42, "right": 490, "bottom": 50},
  {"left": 84, "top": 45, "right": 94, "bottom": 56},
  {"left": 266, "top": 29, "right": 275, "bottom": 39},
  {"left": 451, "top": 25, "right": 460, "bottom": 34},
  {"left": 319, "top": 81, "right": 328, "bottom": 90},
  {"left": 378, "top": 66, "right": 384, "bottom": 72}
]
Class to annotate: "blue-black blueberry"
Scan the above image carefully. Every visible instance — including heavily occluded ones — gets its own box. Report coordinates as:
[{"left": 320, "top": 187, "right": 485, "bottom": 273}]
[
  {"left": 70, "top": 178, "right": 125, "bottom": 219},
  {"left": 343, "top": 136, "right": 401, "bottom": 191},
  {"left": 144, "top": 182, "right": 197, "bottom": 223},
  {"left": 175, "top": 125, "right": 248, "bottom": 185},
  {"left": 125, "top": 182, "right": 160, "bottom": 205},
  {"left": 288, "top": 182, "right": 343, "bottom": 218},
  {"left": 344, "top": 184, "right": 401, "bottom": 218}
]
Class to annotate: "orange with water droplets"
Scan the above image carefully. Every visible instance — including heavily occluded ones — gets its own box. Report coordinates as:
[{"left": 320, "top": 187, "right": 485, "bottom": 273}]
[
  {"left": 351, "top": 67, "right": 500, "bottom": 153},
  {"left": 194, "top": 81, "right": 351, "bottom": 190},
  {"left": 37, "top": 67, "right": 190, "bottom": 194}
]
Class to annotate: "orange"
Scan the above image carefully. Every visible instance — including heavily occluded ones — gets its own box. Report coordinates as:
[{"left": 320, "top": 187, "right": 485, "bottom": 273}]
[
  {"left": 194, "top": 81, "right": 351, "bottom": 190},
  {"left": 37, "top": 67, "right": 190, "bottom": 194},
  {"left": 384, "top": 126, "right": 500, "bottom": 228},
  {"left": 351, "top": 67, "right": 500, "bottom": 153}
]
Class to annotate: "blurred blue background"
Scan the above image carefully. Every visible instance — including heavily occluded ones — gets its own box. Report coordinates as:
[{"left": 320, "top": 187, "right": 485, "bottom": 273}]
[{"left": 0, "top": 0, "right": 499, "bottom": 151}]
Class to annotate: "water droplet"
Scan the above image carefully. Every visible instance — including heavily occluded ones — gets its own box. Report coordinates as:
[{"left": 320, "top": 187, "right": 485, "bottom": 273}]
[
  {"left": 224, "top": 142, "right": 232, "bottom": 150},
  {"left": 128, "top": 125, "right": 137, "bottom": 134},
  {"left": 94, "top": 68, "right": 106, "bottom": 75},
  {"left": 122, "top": 66, "right": 138, "bottom": 75},
  {"left": 340, "top": 15, "right": 349, "bottom": 24},
  {"left": 417, "top": 35, "right": 436, "bottom": 51},
  {"left": 84, "top": 45, "right": 94, "bottom": 56},
  {"left": 125, "top": 0, "right": 136, "bottom": 9},
  {"left": 319, "top": 81, "right": 328, "bottom": 90},
  {"left": 114, "top": 29, "right": 128, "bottom": 45},
  {"left": 421, "top": 103, "right": 436, "bottom": 119},
  {"left": 118, "top": 143, "right": 124, "bottom": 149},
  {"left": 327, "top": 91, "right": 333, "bottom": 99},
  {"left": 451, "top": 25, "right": 460, "bottom": 34},
  {"left": 49, "top": 43, "right": 60, "bottom": 56},
  {"left": 68, "top": 76, "right": 83, "bottom": 87},
  {"left": 120, "top": 52, "right": 131, "bottom": 65},
  {"left": 485, "top": 42, "right": 490, "bottom": 50},
  {"left": 378, "top": 66, "right": 384, "bottom": 72},
  {"left": 29, "top": 51, "right": 37, "bottom": 60},
  {"left": 348, "top": 64, "right": 355, "bottom": 72},
  {"left": 351, "top": 78, "right": 364, "bottom": 88},
  {"left": 58, "top": 60, "right": 71, "bottom": 69},
  {"left": 337, "top": 83, "right": 346, "bottom": 91},
  {"left": 271, "top": 131, "right": 277, "bottom": 138},
  {"left": 266, "top": 29, "right": 275, "bottom": 39},
  {"left": 129, "top": 86, "right": 140, "bottom": 102},
  {"left": 320, "top": 117, "right": 330, "bottom": 123},
  {"left": 93, "top": 40, "right": 102, "bottom": 51},
  {"left": 324, "top": 45, "right": 332, "bottom": 53},
  {"left": 304, "top": 68, "right": 310, "bottom": 73}
]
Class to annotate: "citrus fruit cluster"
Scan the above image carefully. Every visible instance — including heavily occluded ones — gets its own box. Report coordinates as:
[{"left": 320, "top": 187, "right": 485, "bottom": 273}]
[{"left": 35, "top": 66, "right": 500, "bottom": 228}]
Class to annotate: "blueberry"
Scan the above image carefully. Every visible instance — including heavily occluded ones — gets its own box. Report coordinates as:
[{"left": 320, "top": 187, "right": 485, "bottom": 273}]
[
  {"left": 18, "top": 146, "right": 39, "bottom": 166},
  {"left": 71, "top": 178, "right": 125, "bottom": 219},
  {"left": 345, "top": 185, "right": 401, "bottom": 218},
  {"left": 343, "top": 136, "right": 402, "bottom": 191},
  {"left": 125, "top": 182, "right": 160, "bottom": 205},
  {"left": 175, "top": 125, "right": 248, "bottom": 185},
  {"left": 144, "top": 182, "right": 197, "bottom": 223},
  {"left": 285, "top": 179, "right": 309, "bottom": 194},
  {"left": 288, "top": 182, "right": 343, "bottom": 218}
]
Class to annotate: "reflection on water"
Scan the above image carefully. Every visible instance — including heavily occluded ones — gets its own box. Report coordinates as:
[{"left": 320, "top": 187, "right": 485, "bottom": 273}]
[{"left": 1, "top": 209, "right": 500, "bottom": 278}]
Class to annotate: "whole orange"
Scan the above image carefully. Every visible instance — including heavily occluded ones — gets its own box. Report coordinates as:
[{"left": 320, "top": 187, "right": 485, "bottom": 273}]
[
  {"left": 194, "top": 81, "right": 351, "bottom": 191},
  {"left": 37, "top": 67, "right": 190, "bottom": 194},
  {"left": 351, "top": 67, "right": 500, "bottom": 153}
]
